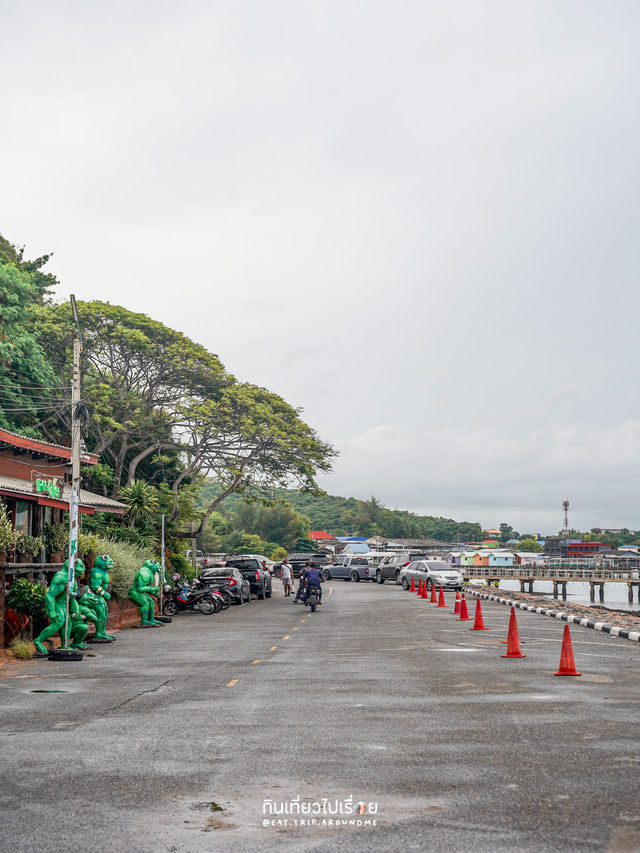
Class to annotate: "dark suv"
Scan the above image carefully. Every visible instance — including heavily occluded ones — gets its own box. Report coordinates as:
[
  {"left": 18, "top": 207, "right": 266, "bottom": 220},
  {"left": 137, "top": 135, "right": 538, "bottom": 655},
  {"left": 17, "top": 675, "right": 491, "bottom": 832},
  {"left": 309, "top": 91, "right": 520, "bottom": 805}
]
[
  {"left": 225, "top": 557, "right": 272, "bottom": 599},
  {"left": 375, "top": 553, "right": 427, "bottom": 584},
  {"left": 285, "top": 553, "right": 329, "bottom": 578}
]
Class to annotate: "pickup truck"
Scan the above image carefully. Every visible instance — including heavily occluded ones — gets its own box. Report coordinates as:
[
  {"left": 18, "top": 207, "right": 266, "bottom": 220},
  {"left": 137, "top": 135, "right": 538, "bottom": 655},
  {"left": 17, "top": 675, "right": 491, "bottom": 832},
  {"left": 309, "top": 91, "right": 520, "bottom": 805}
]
[{"left": 322, "top": 555, "right": 373, "bottom": 582}]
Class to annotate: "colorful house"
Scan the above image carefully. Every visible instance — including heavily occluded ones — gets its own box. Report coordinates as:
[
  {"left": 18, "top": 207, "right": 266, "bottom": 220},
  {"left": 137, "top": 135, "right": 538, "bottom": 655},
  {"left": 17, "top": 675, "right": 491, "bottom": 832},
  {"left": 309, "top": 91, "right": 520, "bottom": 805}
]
[
  {"left": 488, "top": 551, "right": 514, "bottom": 567},
  {"left": 459, "top": 551, "right": 477, "bottom": 567},
  {"left": 473, "top": 551, "right": 491, "bottom": 567}
]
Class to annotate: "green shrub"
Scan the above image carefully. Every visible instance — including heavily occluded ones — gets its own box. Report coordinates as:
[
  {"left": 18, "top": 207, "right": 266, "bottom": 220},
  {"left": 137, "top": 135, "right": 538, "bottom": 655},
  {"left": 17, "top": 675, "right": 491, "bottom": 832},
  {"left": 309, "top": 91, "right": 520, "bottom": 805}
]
[
  {"left": 7, "top": 577, "right": 47, "bottom": 618},
  {"left": 271, "top": 546, "right": 288, "bottom": 561},
  {"left": 94, "top": 537, "right": 157, "bottom": 600},
  {"left": 78, "top": 532, "right": 99, "bottom": 556},
  {"left": 0, "top": 503, "right": 15, "bottom": 552},
  {"left": 44, "top": 522, "right": 68, "bottom": 554},
  {"left": 9, "top": 638, "right": 35, "bottom": 659},
  {"left": 15, "top": 534, "right": 43, "bottom": 558}
]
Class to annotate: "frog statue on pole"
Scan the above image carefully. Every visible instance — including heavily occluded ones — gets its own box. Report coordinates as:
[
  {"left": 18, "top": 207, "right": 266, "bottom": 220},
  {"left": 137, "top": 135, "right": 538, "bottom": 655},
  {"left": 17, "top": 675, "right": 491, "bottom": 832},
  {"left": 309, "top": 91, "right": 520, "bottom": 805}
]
[
  {"left": 128, "top": 559, "right": 165, "bottom": 627},
  {"left": 33, "top": 559, "right": 90, "bottom": 655}
]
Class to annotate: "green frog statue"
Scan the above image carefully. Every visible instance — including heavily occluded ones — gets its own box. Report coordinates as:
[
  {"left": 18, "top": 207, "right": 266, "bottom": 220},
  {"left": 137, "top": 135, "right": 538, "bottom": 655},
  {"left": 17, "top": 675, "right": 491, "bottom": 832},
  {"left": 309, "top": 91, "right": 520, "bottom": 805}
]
[
  {"left": 33, "top": 559, "right": 90, "bottom": 655},
  {"left": 128, "top": 559, "right": 165, "bottom": 627},
  {"left": 88, "top": 554, "right": 116, "bottom": 641}
]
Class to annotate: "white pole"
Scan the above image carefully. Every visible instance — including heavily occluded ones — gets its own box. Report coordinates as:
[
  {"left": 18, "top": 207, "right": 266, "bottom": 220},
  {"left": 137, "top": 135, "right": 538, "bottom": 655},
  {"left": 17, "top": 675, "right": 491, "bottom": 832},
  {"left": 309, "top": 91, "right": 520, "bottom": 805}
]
[
  {"left": 64, "top": 334, "right": 81, "bottom": 648},
  {"left": 160, "top": 513, "right": 165, "bottom": 610}
]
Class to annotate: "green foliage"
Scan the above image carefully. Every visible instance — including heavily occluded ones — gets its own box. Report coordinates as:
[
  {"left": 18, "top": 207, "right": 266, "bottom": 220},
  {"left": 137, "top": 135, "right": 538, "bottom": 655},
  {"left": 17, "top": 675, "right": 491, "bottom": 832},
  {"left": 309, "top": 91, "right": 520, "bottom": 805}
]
[
  {"left": 7, "top": 577, "right": 46, "bottom": 617},
  {"left": 78, "top": 532, "right": 99, "bottom": 555},
  {"left": 94, "top": 537, "right": 155, "bottom": 600},
  {"left": 271, "top": 546, "right": 288, "bottom": 561},
  {"left": 0, "top": 503, "right": 16, "bottom": 552},
  {"left": 119, "top": 480, "right": 161, "bottom": 524},
  {"left": 9, "top": 638, "right": 36, "bottom": 659},
  {"left": 201, "top": 484, "right": 484, "bottom": 544},
  {"left": 517, "top": 538, "right": 544, "bottom": 553},
  {"left": 0, "top": 236, "right": 60, "bottom": 436},
  {"left": 44, "top": 522, "right": 67, "bottom": 554},
  {"left": 14, "top": 534, "right": 43, "bottom": 557}
]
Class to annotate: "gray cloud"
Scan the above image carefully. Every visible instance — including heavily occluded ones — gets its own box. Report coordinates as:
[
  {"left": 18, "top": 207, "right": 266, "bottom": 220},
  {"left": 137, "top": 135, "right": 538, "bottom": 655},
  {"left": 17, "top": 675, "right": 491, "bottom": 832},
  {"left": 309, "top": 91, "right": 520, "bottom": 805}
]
[{"left": 2, "top": 0, "right": 640, "bottom": 531}]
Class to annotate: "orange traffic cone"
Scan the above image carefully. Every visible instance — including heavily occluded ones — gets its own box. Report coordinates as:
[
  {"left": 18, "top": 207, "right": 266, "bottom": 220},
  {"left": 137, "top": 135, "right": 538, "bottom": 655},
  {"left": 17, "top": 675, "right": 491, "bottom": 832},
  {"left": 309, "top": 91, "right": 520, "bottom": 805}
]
[
  {"left": 458, "top": 593, "right": 470, "bottom": 621},
  {"left": 437, "top": 586, "right": 446, "bottom": 607},
  {"left": 554, "top": 625, "right": 581, "bottom": 676},
  {"left": 453, "top": 590, "right": 461, "bottom": 614},
  {"left": 469, "top": 598, "right": 488, "bottom": 630},
  {"left": 417, "top": 579, "right": 423, "bottom": 596},
  {"left": 501, "top": 607, "right": 526, "bottom": 658},
  {"left": 410, "top": 577, "right": 415, "bottom": 593},
  {"left": 430, "top": 583, "right": 437, "bottom": 603},
  {"left": 421, "top": 581, "right": 429, "bottom": 599}
]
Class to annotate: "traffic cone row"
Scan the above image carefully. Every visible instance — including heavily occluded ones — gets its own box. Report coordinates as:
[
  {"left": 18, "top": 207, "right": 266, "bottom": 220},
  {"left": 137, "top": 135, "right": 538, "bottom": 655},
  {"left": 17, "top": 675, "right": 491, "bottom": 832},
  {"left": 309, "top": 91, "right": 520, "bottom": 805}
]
[{"left": 403, "top": 579, "right": 582, "bottom": 676}]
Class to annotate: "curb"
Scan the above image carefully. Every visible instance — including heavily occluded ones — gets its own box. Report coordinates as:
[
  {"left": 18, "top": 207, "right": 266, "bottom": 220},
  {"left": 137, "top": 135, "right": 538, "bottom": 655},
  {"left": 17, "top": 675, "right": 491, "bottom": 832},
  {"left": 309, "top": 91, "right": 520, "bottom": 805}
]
[{"left": 465, "top": 589, "right": 640, "bottom": 644}]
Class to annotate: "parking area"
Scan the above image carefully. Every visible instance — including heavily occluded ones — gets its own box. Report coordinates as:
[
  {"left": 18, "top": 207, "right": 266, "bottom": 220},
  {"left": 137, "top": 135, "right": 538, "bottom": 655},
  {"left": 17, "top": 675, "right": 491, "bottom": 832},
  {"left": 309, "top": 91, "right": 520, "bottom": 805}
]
[{"left": 1, "top": 580, "right": 639, "bottom": 852}]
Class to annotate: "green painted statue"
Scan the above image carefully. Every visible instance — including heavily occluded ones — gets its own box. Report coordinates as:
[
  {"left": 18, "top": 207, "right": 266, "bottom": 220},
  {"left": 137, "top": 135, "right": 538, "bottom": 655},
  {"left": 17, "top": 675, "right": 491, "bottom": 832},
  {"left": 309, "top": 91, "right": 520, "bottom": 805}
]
[
  {"left": 33, "top": 559, "right": 90, "bottom": 655},
  {"left": 128, "top": 559, "right": 164, "bottom": 627},
  {"left": 89, "top": 554, "right": 116, "bottom": 640}
]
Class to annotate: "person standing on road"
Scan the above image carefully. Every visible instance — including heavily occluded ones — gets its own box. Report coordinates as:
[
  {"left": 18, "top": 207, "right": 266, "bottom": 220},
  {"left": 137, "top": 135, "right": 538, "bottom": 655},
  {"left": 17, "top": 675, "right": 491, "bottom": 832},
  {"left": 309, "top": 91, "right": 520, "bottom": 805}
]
[{"left": 280, "top": 559, "right": 293, "bottom": 597}]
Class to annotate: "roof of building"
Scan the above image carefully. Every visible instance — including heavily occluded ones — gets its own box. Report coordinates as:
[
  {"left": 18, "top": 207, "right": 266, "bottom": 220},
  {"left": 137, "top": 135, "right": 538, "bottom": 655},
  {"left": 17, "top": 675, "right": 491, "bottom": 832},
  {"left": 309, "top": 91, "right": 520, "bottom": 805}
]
[
  {"left": 0, "top": 474, "right": 126, "bottom": 514},
  {"left": 309, "top": 530, "right": 334, "bottom": 540},
  {"left": 336, "top": 536, "right": 369, "bottom": 542},
  {"left": 0, "top": 428, "right": 98, "bottom": 465}
]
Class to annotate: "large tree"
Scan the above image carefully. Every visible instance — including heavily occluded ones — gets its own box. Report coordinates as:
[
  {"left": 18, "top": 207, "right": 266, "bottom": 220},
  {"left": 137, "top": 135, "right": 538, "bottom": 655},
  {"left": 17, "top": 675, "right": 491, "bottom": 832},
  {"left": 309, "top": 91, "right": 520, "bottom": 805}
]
[
  {"left": 35, "top": 300, "right": 230, "bottom": 492},
  {"left": 0, "top": 236, "right": 61, "bottom": 436}
]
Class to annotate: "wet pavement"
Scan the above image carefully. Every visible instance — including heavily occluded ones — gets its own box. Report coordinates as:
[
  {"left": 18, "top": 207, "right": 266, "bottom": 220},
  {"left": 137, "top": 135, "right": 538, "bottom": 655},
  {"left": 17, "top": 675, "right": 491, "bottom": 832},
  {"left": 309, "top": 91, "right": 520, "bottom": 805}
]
[{"left": 0, "top": 580, "right": 639, "bottom": 852}]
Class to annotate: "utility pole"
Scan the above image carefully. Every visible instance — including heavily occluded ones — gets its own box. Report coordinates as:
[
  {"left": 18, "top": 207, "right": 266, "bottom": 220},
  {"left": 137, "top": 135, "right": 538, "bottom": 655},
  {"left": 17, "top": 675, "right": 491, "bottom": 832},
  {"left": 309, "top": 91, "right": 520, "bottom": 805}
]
[{"left": 61, "top": 295, "right": 82, "bottom": 657}]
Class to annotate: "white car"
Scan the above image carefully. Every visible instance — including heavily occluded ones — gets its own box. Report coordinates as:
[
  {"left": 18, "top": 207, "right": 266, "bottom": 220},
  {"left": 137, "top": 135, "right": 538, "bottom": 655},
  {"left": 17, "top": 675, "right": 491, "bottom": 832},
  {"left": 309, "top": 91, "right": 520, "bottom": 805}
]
[
  {"left": 397, "top": 560, "right": 463, "bottom": 592},
  {"left": 232, "top": 553, "right": 275, "bottom": 571}
]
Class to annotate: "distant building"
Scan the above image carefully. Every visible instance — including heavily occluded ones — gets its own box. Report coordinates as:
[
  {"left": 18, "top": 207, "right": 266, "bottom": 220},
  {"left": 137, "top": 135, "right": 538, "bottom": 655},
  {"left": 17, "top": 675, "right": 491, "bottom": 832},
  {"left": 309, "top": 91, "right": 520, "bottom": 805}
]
[
  {"left": 309, "top": 530, "right": 335, "bottom": 543},
  {"left": 544, "top": 539, "right": 611, "bottom": 558}
]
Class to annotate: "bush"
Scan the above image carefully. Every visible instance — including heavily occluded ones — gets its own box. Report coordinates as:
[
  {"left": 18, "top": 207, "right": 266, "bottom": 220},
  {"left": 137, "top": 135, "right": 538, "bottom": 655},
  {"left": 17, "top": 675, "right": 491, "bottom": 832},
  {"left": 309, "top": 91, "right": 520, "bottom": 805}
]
[
  {"left": 0, "top": 503, "right": 15, "bottom": 553},
  {"left": 78, "top": 532, "right": 99, "bottom": 556},
  {"left": 94, "top": 537, "right": 156, "bottom": 600},
  {"left": 270, "top": 546, "right": 288, "bottom": 562},
  {"left": 15, "top": 534, "right": 43, "bottom": 558},
  {"left": 9, "top": 638, "right": 35, "bottom": 659},
  {"left": 7, "top": 577, "right": 47, "bottom": 618},
  {"left": 44, "top": 522, "right": 67, "bottom": 554}
]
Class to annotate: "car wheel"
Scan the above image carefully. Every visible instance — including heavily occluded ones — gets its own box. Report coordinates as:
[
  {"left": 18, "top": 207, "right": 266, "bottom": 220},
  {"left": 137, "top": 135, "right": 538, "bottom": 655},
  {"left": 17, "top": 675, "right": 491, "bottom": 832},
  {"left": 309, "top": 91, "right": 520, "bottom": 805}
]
[
  {"left": 265, "top": 586, "right": 272, "bottom": 598},
  {"left": 426, "top": 578, "right": 433, "bottom": 591},
  {"left": 402, "top": 577, "right": 409, "bottom": 590},
  {"left": 322, "top": 569, "right": 331, "bottom": 581},
  {"left": 376, "top": 570, "right": 385, "bottom": 584},
  {"left": 350, "top": 570, "right": 360, "bottom": 583},
  {"left": 395, "top": 571, "right": 402, "bottom": 584},
  {"left": 258, "top": 583, "right": 265, "bottom": 600}
]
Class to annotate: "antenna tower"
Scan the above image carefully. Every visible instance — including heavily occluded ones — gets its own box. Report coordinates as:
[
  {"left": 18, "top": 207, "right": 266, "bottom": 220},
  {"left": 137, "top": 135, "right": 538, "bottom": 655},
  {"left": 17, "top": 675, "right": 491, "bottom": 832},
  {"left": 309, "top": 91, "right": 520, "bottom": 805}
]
[{"left": 562, "top": 500, "right": 569, "bottom": 537}]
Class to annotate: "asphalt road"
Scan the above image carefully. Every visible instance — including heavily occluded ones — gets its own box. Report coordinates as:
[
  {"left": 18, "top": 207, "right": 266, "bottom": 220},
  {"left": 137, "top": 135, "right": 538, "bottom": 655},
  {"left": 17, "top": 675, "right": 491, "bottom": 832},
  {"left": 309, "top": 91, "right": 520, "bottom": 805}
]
[{"left": 1, "top": 579, "right": 639, "bottom": 853}]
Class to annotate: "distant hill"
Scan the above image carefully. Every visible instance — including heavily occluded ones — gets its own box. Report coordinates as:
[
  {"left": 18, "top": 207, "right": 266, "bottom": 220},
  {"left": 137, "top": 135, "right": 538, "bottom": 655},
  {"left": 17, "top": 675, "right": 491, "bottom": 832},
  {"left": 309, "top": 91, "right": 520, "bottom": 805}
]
[{"left": 198, "top": 481, "right": 483, "bottom": 543}]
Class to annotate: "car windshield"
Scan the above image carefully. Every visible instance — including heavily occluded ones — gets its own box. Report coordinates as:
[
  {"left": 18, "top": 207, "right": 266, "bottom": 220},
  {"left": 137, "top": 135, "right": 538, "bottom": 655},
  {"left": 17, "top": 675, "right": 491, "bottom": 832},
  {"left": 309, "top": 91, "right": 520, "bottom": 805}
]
[
  {"left": 427, "top": 562, "right": 451, "bottom": 572},
  {"left": 204, "top": 568, "right": 235, "bottom": 577}
]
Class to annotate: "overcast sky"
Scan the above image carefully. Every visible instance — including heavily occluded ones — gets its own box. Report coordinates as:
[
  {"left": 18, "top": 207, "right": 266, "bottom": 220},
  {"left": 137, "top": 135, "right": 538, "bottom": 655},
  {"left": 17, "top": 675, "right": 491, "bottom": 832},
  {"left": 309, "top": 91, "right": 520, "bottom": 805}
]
[{"left": 2, "top": 1, "right": 640, "bottom": 534}]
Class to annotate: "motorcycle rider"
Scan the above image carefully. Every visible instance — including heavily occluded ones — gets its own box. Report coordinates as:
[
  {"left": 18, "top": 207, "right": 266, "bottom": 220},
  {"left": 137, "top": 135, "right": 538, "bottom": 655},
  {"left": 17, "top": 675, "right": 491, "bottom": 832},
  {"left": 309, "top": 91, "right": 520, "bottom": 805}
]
[
  {"left": 302, "top": 561, "right": 323, "bottom": 605},
  {"left": 292, "top": 561, "right": 311, "bottom": 603}
]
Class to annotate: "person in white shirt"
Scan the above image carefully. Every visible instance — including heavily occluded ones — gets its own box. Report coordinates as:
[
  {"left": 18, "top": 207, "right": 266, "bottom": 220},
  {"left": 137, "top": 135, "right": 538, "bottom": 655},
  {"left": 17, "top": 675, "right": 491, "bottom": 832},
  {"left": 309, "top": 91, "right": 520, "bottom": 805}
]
[{"left": 280, "top": 559, "right": 293, "bottom": 597}]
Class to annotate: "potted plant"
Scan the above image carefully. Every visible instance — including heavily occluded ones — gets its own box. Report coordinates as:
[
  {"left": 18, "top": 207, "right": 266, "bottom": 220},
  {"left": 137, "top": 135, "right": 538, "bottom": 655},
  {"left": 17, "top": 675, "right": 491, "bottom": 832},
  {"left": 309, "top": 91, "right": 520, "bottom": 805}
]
[
  {"left": 44, "top": 522, "right": 68, "bottom": 563},
  {"left": 78, "top": 532, "right": 99, "bottom": 569},
  {"left": 15, "top": 533, "right": 44, "bottom": 564},
  {"left": 0, "top": 504, "right": 15, "bottom": 563},
  {"left": 6, "top": 576, "right": 47, "bottom": 642}
]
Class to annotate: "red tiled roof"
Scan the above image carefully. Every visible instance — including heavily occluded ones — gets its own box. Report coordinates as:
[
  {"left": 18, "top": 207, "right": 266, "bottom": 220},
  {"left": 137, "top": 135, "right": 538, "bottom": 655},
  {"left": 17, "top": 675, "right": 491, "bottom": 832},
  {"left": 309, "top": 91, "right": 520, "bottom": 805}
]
[
  {"left": 309, "top": 530, "right": 334, "bottom": 540},
  {"left": 0, "top": 428, "right": 98, "bottom": 465}
]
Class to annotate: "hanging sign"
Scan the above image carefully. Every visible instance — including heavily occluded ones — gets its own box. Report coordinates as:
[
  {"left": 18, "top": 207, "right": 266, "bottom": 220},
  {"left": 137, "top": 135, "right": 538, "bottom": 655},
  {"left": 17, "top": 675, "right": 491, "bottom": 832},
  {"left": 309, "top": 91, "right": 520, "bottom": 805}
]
[{"left": 31, "top": 471, "right": 62, "bottom": 499}]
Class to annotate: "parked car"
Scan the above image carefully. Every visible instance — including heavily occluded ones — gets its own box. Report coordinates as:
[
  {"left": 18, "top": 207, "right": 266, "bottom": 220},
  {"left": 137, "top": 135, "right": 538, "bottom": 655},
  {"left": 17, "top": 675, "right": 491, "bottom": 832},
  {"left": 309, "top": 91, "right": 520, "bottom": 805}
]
[
  {"left": 200, "top": 566, "right": 251, "bottom": 605},
  {"left": 375, "top": 552, "right": 427, "bottom": 584},
  {"left": 185, "top": 549, "right": 207, "bottom": 568},
  {"left": 397, "top": 560, "right": 463, "bottom": 592},
  {"left": 322, "top": 555, "right": 373, "bottom": 582},
  {"left": 232, "top": 553, "right": 275, "bottom": 571},
  {"left": 279, "top": 553, "right": 329, "bottom": 578},
  {"left": 224, "top": 557, "right": 273, "bottom": 599}
]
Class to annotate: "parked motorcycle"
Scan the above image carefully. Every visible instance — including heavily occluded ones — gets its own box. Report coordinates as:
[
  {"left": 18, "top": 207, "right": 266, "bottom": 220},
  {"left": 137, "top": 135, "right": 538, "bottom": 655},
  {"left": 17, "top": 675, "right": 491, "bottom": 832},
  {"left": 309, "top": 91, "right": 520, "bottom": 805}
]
[{"left": 162, "top": 578, "right": 222, "bottom": 616}]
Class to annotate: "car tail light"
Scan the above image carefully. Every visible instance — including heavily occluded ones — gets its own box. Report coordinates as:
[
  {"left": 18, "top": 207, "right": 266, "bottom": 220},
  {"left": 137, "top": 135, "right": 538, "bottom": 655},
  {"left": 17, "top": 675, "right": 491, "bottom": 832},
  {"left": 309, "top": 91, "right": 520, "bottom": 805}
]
[
  {"left": 228, "top": 579, "right": 236, "bottom": 586},
  {"left": 255, "top": 571, "right": 260, "bottom": 581},
  {"left": 365, "top": 568, "right": 369, "bottom": 574}
]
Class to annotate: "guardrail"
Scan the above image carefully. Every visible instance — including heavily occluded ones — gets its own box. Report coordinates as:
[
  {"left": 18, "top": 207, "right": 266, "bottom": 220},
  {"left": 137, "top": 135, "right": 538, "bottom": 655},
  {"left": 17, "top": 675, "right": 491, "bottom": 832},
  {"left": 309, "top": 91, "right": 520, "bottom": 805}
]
[{"left": 460, "top": 565, "right": 640, "bottom": 602}]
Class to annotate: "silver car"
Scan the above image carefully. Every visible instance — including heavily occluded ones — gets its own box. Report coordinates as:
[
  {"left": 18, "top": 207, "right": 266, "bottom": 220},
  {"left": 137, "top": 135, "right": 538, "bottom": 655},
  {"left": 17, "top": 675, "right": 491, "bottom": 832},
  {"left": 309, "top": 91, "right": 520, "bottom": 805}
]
[{"left": 398, "top": 560, "right": 463, "bottom": 592}]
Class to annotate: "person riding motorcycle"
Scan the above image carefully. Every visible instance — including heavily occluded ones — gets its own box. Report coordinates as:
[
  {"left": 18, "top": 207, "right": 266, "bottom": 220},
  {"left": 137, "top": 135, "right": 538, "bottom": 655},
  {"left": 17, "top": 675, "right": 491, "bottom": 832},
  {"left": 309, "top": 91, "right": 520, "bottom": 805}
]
[{"left": 302, "top": 562, "right": 323, "bottom": 605}]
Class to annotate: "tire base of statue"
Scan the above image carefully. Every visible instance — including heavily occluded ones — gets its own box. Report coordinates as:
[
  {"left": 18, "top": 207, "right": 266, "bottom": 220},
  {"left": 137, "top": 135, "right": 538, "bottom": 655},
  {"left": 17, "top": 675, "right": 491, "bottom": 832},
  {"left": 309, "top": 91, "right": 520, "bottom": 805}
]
[
  {"left": 87, "top": 637, "right": 113, "bottom": 643},
  {"left": 155, "top": 616, "right": 172, "bottom": 623},
  {"left": 48, "top": 648, "right": 84, "bottom": 662}
]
